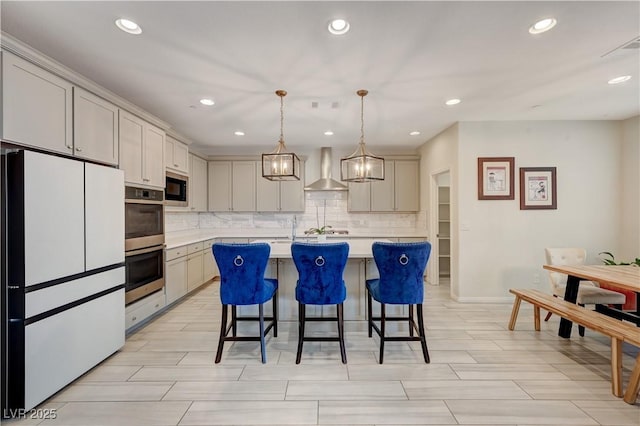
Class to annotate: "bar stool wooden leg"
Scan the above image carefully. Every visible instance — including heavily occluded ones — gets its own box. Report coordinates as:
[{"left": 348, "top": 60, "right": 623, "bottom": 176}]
[
  {"left": 337, "top": 304, "right": 347, "bottom": 364},
  {"left": 273, "top": 289, "right": 278, "bottom": 337},
  {"left": 408, "top": 304, "right": 414, "bottom": 337},
  {"left": 296, "top": 303, "right": 306, "bottom": 364},
  {"left": 231, "top": 305, "right": 237, "bottom": 337},
  {"left": 416, "top": 303, "right": 430, "bottom": 363},
  {"left": 367, "top": 289, "right": 373, "bottom": 338},
  {"left": 534, "top": 306, "right": 541, "bottom": 331},
  {"left": 215, "top": 305, "right": 228, "bottom": 363},
  {"left": 258, "top": 304, "right": 266, "bottom": 364},
  {"left": 379, "top": 303, "right": 386, "bottom": 364}
]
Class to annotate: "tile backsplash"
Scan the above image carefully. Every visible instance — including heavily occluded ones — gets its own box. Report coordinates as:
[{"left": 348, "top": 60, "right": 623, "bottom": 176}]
[{"left": 166, "top": 197, "right": 424, "bottom": 234}]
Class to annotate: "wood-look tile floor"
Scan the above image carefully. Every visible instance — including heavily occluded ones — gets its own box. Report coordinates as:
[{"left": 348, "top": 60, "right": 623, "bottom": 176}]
[{"left": 10, "top": 282, "right": 639, "bottom": 425}]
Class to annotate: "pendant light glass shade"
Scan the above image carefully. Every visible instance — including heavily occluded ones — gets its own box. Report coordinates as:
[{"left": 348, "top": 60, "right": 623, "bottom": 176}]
[
  {"left": 262, "top": 90, "right": 301, "bottom": 181},
  {"left": 340, "top": 90, "right": 385, "bottom": 182}
]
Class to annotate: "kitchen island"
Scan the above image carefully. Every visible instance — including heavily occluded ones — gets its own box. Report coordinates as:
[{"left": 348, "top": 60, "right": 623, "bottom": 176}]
[
  {"left": 128, "top": 231, "right": 428, "bottom": 332},
  {"left": 240, "top": 239, "right": 409, "bottom": 322}
]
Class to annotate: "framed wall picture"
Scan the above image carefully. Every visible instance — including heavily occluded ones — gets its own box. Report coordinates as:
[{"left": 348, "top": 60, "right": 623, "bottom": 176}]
[
  {"left": 519, "top": 167, "right": 557, "bottom": 210},
  {"left": 477, "top": 157, "right": 515, "bottom": 200}
]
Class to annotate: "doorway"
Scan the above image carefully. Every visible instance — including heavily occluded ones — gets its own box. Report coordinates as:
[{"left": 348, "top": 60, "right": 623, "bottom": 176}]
[{"left": 429, "top": 170, "right": 450, "bottom": 286}]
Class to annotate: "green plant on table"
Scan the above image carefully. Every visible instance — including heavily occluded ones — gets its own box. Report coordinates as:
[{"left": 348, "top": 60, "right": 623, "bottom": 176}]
[
  {"left": 305, "top": 225, "right": 332, "bottom": 235},
  {"left": 598, "top": 252, "right": 640, "bottom": 266}
]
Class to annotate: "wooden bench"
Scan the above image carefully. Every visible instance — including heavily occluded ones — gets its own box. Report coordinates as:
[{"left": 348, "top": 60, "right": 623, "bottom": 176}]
[{"left": 508, "top": 288, "right": 640, "bottom": 404}]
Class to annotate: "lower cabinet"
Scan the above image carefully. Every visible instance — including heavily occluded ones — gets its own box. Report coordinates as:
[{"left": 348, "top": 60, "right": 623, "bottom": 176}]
[
  {"left": 162, "top": 240, "right": 219, "bottom": 311},
  {"left": 125, "top": 291, "right": 166, "bottom": 330},
  {"left": 187, "top": 251, "right": 204, "bottom": 292},
  {"left": 202, "top": 238, "right": 218, "bottom": 282},
  {"left": 165, "top": 255, "right": 187, "bottom": 305}
]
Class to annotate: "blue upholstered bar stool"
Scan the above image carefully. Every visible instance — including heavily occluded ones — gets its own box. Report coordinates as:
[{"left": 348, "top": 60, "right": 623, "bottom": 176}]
[
  {"left": 212, "top": 243, "right": 278, "bottom": 364},
  {"left": 291, "top": 242, "right": 349, "bottom": 364},
  {"left": 366, "top": 241, "right": 432, "bottom": 364}
]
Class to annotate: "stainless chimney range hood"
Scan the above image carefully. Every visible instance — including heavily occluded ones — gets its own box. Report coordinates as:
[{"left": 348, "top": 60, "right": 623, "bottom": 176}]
[{"left": 304, "top": 147, "right": 348, "bottom": 191}]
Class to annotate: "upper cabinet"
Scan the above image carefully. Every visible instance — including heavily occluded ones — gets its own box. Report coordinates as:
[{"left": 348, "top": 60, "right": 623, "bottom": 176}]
[
  {"left": 165, "top": 136, "right": 189, "bottom": 174},
  {"left": 209, "top": 160, "right": 304, "bottom": 213},
  {"left": 348, "top": 159, "right": 419, "bottom": 212},
  {"left": 2, "top": 52, "right": 119, "bottom": 166},
  {"left": 207, "top": 161, "right": 232, "bottom": 211},
  {"left": 208, "top": 160, "right": 256, "bottom": 212},
  {"left": 119, "top": 110, "right": 165, "bottom": 189},
  {"left": 393, "top": 160, "right": 420, "bottom": 211},
  {"left": 73, "top": 87, "right": 119, "bottom": 165},
  {"left": 189, "top": 154, "right": 208, "bottom": 212},
  {"left": 347, "top": 180, "right": 372, "bottom": 212},
  {"left": 370, "top": 161, "right": 396, "bottom": 212},
  {"left": 2, "top": 51, "right": 73, "bottom": 155},
  {"left": 256, "top": 160, "right": 305, "bottom": 212}
]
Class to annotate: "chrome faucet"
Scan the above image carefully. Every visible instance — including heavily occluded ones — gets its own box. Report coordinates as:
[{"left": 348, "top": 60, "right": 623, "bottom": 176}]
[{"left": 291, "top": 215, "right": 297, "bottom": 241}]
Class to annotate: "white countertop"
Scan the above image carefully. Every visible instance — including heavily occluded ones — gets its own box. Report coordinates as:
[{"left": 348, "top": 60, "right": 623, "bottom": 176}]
[
  {"left": 164, "top": 228, "right": 428, "bottom": 249},
  {"left": 251, "top": 238, "right": 393, "bottom": 258}
]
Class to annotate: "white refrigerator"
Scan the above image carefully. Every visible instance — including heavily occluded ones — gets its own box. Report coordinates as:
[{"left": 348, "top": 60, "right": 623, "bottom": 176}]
[{"left": 2, "top": 150, "right": 125, "bottom": 412}]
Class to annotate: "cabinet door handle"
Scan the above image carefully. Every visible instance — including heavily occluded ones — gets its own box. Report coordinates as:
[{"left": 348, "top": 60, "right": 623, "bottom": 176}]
[
  {"left": 75, "top": 147, "right": 82, "bottom": 152},
  {"left": 66, "top": 145, "right": 73, "bottom": 150},
  {"left": 174, "top": 163, "right": 179, "bottom": 167},
  {"left": 143, "top": 178, "right": 150, "bottom": 182}
]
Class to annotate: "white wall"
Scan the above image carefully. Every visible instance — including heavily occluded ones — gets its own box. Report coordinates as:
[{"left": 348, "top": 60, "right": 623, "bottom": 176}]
[
  {"left": 418, "top": 124, "right": 459, "bottom": 294},
  {"left": 456, "top": 120, "right": 623, "bottom": 301},
  {"left": 620, "top": 116, "right": 640, "bottom": 261}
]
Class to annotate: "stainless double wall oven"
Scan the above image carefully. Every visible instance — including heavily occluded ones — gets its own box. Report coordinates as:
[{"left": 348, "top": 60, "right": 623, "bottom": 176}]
[{"left": 124, "top": 186, "right": 165, "bottom": 305}]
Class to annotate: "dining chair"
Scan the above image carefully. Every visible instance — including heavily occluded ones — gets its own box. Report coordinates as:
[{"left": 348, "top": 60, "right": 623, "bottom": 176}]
[
  {"left": 212, "top": 243, "right": 278, "bottom": 363},
  {"left": 291, "top": 242, "right": 349, "bottom": 364},
  {"left": 544, "top": 247, "right": 625, "bottom": 336},
  {"left": 366, "top": 241, "right": 432, "bottom": 364}
]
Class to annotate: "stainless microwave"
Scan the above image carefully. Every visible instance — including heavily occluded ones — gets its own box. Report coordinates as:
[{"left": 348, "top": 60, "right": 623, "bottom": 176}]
[{"left": 165, "top": 172, "right": 188, "bottom": 206}]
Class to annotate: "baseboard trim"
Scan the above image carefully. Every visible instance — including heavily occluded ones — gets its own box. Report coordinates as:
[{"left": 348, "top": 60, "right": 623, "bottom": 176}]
[{"left": 452, "top": 295, "right": 514, "bottom": 303}]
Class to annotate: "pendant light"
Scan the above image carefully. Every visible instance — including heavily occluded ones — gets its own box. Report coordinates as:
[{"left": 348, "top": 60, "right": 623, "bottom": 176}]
[
  {"left": 340, "top": 90, "right": 385, "bottom": 182},
  {"left": 262, "top": 90, "right": 301, "bottom": 181}
]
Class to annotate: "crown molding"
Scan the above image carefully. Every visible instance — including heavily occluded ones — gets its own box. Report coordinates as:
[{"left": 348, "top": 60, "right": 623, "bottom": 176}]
[
  {"left": 165, "top": 130, "right": 194, "bottom": 146},
  {"left": 1, "top": 32, "right": 171, "bottom": 130}
]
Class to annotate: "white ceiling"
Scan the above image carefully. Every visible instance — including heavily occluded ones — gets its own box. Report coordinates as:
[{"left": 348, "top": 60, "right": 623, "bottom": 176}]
[{"left": 2, "top": 1, "right": 639, "bottom": 156}]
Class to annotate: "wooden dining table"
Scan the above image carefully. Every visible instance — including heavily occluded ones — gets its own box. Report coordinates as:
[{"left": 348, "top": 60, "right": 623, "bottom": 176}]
[{"left": 542, "top": 264, "right": 640, "bottom": 338}]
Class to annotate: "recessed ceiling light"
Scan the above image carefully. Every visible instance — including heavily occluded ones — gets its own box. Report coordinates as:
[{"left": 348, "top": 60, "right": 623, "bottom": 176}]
[
  {"left": 608, "top": 75, "right": 631, "bottom": 85},
  {"left": 115, "top": 18, "right": 142, "bottom": 35},
  {"left": 445, "top": 98, "right": 461, "bottom": 106},
  {"left": 199, "top": 98, "right": 215, "bottom": 106},
  {"left": 409, "top": 131, "right": 421, "bottom": 136},
  {"left": 328, "top": 18, "right": 350, "bottom": 35},
  {"left": 324, "top": 130, "right": 334, "bottom": 136},
  {"left": 529, "top": 18, "right": 557, "bottom": 34},
  {"left": 234, "top": 131, "right": 245, "bottom": 136}
]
